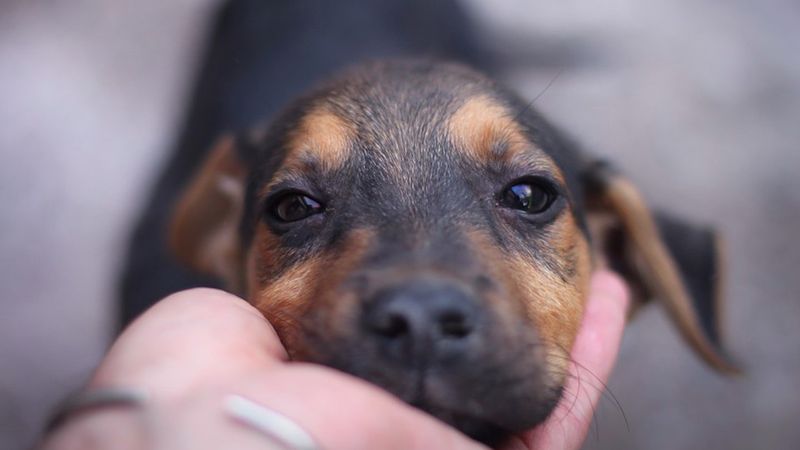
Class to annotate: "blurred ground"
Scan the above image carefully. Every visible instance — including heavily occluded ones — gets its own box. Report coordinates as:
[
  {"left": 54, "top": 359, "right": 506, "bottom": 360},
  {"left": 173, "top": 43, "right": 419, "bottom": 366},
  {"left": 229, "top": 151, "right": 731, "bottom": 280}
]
[{"left": 1, "top": 0, "right": 798, "bottom": 448}]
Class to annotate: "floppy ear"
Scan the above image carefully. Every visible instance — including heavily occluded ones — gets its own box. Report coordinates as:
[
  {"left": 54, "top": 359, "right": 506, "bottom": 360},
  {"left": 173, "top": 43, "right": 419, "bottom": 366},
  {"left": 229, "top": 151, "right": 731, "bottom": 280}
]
[
  {"left": 169, "top": 135, "right": 246, "bottom": 292},
  {"left": 582, "top": 161, "right": 740, "bottom": 374}
]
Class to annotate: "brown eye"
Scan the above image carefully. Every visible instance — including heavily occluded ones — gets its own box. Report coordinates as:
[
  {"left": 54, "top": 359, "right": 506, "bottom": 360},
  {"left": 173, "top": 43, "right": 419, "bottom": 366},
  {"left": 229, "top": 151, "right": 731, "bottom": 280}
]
[
  {"left": 501, "top": 181, "right": 555, "bottom": 214},
  {"left": 271, "top": 192, "right": 323, "bottom": 222}
]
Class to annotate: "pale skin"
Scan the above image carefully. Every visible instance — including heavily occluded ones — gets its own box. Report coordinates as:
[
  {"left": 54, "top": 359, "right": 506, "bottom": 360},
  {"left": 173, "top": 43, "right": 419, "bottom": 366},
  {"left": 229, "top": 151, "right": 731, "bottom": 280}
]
[{"left": 42, "top": 270, "right": 629, "bottom": 450}]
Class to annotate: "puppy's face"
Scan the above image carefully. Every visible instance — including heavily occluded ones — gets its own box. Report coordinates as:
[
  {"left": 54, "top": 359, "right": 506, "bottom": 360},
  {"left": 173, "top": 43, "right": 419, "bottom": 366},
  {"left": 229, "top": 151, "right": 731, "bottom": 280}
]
[
  {"left": 171, "top": 61, "right": 736, "bottom": 444},
  {"left": 240, "top": 63, "right": 590, "bottom": 441}
]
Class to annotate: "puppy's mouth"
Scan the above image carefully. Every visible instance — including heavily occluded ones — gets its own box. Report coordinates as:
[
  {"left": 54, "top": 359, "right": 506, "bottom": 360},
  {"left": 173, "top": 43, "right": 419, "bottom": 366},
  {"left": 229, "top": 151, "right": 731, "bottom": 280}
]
[
  {"left": 303, "top": 347, "right": 561, "bottom": 446},
  {"left": 397, "top": 364, "right": 512, "bottom": 443},
  {"left": 419, "top": 368, "right": 560, "bottom": 445},
  {"left": 404, "top": 374, "right": 523, "bottom": 445}
]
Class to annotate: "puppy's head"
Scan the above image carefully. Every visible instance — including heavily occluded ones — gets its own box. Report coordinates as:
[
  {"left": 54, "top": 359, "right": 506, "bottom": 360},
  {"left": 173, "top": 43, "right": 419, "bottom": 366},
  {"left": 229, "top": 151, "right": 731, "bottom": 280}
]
[{"left": 170, "top": 61, "right": 737, "bottom": 444}]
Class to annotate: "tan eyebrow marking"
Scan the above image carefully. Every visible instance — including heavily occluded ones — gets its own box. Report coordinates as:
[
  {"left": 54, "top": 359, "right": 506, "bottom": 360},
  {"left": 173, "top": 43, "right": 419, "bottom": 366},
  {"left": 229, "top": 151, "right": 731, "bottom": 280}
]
[
  {"left": 259, "top": 106, "right": 356, "bottom": 197},
  {"left": 283, "top": 106, "right": 355, "bottom": 173},
  {"left": 447, "top": 95, "right": 530, "bottom": 160},
  {"left": 447, "top": 94, "right": 565, "bottom": 183}
]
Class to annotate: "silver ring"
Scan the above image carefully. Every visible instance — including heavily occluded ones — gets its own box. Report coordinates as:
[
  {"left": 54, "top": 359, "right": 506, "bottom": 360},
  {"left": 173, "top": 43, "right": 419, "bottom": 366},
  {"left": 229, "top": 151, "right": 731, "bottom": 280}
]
[
  {"left": 45, "top": 387, "right": 148, "bottom": 432},
  {"left": 224, "top": 395, "right": 320, "bottom": 450}
]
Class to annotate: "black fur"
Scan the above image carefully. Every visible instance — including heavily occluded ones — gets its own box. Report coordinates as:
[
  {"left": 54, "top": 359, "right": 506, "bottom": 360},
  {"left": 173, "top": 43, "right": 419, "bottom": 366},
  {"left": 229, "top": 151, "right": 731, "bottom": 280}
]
[{"left": 119, "top": 0, "right": 490, "bottom": 324}]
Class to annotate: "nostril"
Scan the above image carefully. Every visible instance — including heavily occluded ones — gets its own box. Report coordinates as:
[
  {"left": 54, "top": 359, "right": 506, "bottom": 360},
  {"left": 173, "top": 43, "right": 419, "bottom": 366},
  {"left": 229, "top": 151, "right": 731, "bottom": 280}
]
[
  {"left": 364, "top": 280, "right": 480, "bottom": 346},
  {"left": 438, "top": 311, "right": 472, "bottom": 338},
  {"left": 370, "top": 312, "right": 410, "bottom": 338}
]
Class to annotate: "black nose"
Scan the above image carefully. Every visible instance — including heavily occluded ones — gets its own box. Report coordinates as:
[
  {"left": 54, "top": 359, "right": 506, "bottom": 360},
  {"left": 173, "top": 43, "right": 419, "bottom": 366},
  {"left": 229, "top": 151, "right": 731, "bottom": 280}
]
[{"left": 362, "top": 280, "right": 480, "bottom": 359}]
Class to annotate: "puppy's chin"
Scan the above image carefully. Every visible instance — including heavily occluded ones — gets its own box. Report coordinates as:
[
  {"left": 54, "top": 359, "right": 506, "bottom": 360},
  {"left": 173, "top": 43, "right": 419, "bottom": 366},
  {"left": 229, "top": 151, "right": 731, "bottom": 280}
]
[
  {"left": 406, "top": 377, "right": 563, "bottom": 445},
  {"left": 417, "top": 406, "right": 510, "bottom": 446},
  {"left": 408, "top": 397, "right": 558, "bottom": 446},
  {"left": 300, "top": 349, "right": 563, "bottom": 446}
]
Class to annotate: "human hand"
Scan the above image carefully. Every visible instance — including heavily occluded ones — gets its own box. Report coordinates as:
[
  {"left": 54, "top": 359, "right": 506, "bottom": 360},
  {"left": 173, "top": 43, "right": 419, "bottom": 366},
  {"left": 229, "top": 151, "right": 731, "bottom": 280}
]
[{"left": 41, "top": 270, "right": 628, "bottom": 450}]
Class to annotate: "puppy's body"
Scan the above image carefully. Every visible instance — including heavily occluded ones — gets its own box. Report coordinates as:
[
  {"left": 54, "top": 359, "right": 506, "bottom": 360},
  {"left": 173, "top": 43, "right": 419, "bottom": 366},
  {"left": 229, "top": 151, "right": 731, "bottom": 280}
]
[{"left": 121, "top": 0, "right": 737, "bottom": 445}]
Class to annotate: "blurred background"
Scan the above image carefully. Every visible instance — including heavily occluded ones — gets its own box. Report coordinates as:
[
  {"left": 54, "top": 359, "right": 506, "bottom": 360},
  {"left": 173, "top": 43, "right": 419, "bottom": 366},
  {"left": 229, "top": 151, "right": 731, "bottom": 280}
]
[{"left": 1, "top": 0, "right": 798, "bottom": 448}]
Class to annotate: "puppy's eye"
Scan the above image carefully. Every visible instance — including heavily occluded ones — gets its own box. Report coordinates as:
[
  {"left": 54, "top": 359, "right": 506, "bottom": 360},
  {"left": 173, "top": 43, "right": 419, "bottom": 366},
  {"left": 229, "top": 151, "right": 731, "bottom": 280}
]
[
  {"left": 500, "top": 180, "right": 556, "bottom": 214},
  {"left": 270, "top": 192, "right": 323, "bottom": 222}
]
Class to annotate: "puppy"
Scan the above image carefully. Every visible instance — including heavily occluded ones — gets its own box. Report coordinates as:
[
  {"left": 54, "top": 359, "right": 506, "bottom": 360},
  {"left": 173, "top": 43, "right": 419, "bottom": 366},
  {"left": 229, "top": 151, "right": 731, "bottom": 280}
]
[
  {"left": 166, "top": 60, "right": 737, "bottom": 444},
  {"left": 120, "top": 0, "right": 737, "bottom": 445}
]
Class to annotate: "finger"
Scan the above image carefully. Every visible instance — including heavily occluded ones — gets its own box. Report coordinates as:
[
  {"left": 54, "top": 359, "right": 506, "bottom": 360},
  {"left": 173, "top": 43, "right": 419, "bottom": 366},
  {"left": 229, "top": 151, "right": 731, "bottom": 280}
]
[
  {"left": 513, "top": 270, "right": 629, "bottom": 450},
  {"left": 92, "top": 288, "right": 287, "bottom": 399},
  {"left": 228, "top": 363, "right": 489, "bottom": 450}
]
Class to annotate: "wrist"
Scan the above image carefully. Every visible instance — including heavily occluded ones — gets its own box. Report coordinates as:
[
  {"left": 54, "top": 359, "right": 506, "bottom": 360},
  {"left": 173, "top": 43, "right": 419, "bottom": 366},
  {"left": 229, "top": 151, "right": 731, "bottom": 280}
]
[{"left": 40, "top": 406, "right": 144, "bottom": 450}]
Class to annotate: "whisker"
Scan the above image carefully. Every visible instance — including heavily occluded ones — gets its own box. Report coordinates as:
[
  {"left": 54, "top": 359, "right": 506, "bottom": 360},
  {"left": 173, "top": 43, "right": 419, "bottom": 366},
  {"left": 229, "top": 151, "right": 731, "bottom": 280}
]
[
  {"left": 545, "top": 341, "right": 630, "bottom": 433},
  {"left": 511, "top": 67, "right": 566, "bottom": 124}
]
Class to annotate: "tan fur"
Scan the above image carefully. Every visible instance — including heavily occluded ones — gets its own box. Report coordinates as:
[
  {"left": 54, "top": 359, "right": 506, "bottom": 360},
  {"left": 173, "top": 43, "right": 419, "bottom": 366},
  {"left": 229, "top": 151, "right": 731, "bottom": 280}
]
[
  {"left": 600, "top": 176, "right": 739, "bottom": 374},
  {"left": 448, "top": 95, "right": 525, "bottom": 160},
  {"left": 247, "top": 231, "right": 325, "bottom": 356},
  {"left": 247, "top": 227, "right": 375, "bottom": 358},
  {"left": 509, "top": 215, "right": 591, "bottom": 379},
  {"left": 462, "top": 229, "right": 530, "bottom": 322},
  {"left": 169, "top": 135, "right": 246, "bottom": 290},
  {"left": 586, "top": 211, "right": 617, "bottom": 270},
  {"left": 586, "top": 209, "right": 650, "bottom": 319},
  {"left": 465, "top": 219, "right": 591, "bottom": 384},
  {"left": 279, "top": 106, "right": 354, "bottom": 175},
  {"left": 447, "top": 95, "right": 563, "bottom": 182}
]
